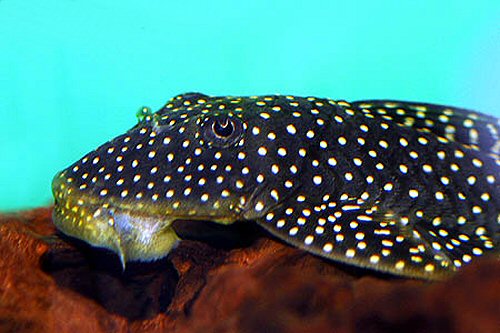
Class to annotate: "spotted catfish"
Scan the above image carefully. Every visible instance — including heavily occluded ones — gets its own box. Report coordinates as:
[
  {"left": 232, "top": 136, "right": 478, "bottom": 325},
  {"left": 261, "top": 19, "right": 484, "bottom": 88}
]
[{"left": 52, "top": 93, "right": 500, "bottom": 280}]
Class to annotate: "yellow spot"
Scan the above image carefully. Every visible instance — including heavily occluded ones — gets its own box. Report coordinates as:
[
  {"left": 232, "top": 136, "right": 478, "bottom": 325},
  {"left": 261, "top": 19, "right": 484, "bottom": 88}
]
[
  {"left": 369, "top": 255, "right": 380, "bottom": 264},
  {"left": 304, "top": 235, "right": 314, "bottom": 245},
  {"left": 395, "top": 261, "right": 405, "bottom": 270},
  {"left": 345, "top": 249, "right": 356, "bottom": 258}
]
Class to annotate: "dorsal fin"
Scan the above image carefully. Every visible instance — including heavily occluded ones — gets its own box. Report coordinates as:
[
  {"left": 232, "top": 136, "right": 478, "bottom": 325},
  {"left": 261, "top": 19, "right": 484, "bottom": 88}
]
[{"left": 351, "top": 100, "right": 500, "bottom": 154}]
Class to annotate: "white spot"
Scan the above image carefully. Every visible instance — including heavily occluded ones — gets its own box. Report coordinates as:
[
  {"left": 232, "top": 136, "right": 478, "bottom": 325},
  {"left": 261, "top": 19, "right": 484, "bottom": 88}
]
[
  {"left": 369, "top": 255, "right": 380, "bottom": 264},
  {"left": 472, "top": 248, "right": 483, "bottom": 256},
  {"left": 270, "top": 189, "right": 279, "bottom": 201},
  {"left": 257, "top": 147, "right": 267, "bottom": 156},
  {"left": 418, "top": 137, "right": 429, "bottom": 145},
  {"left": 440, "top": 177, "right": 450, "bottom": 185},
  {"left": 422, "top": 164, "right": 433, "bottom": 173},
  {"left": 383, "top": 183, "right": 394, "bottom": 191},
  {"left": 481, "top": 193, "right": 490, "bottom": 201},
  {"left": 472, "top": 158, "right": 483, "bottom": 168},
  {"left": 436, "top": 151, "right": 446, "bottom": 160},
  {"left": 304, "top": 235, "right": 314, "bottom": 245},
  {"left": 345, "top": 249, "right": 356, "bottom": 258},
  {"left": 323, "top": 243, "right": 333, "bottom": 252},
  {"left": 472, "top": 206, "right": 482, "bottom": 214},
  {"left": 256, "top": 174, "right": 265, "bottom": 183},
  {"left": 409, "top": 189, "right": 419, "bottom": 198}
]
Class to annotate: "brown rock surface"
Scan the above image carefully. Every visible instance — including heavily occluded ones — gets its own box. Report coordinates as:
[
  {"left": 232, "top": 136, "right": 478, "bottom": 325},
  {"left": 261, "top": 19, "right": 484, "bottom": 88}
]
[{"left": 1, "top": 208, "right": 499, "bottom": 333}]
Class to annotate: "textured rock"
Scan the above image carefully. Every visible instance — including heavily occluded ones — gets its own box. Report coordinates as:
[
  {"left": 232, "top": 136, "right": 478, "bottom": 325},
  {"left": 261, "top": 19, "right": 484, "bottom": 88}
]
[{"left": 0, "top": 208, "right": 499, "bottom": 333}]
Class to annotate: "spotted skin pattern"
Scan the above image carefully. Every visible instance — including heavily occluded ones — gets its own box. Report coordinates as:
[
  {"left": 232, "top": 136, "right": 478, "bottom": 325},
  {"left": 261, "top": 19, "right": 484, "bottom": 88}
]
[{"left": 52, "top": 93, "right": 500, "bottom": 279}]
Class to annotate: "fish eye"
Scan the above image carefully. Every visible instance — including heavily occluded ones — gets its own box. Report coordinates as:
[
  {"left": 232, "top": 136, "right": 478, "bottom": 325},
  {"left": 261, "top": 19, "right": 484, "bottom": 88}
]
[
  {"left": 212, "top": 118, "right": 234, "bottom": 138},
  {"left": 201, "top": 116, "right": 244, "bottom": 147}
]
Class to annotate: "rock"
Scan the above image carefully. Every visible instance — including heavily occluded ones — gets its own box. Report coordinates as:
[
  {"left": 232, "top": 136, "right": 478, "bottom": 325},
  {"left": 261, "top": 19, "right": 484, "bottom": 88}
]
[{"left": 0, "top": 208, "right": 499, "bottom": 333}]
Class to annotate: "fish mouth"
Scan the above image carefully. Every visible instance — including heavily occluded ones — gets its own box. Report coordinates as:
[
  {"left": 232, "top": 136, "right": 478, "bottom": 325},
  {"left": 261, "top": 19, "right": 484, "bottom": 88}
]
[{"left": 52, "top": 172, "right": 181, "bottom": 268}]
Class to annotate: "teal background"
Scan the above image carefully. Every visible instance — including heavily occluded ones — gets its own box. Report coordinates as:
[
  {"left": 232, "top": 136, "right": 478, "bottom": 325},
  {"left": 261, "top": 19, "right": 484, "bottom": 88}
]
[{"left": 0, "top": 0, "right": 499, "bottom": 211}]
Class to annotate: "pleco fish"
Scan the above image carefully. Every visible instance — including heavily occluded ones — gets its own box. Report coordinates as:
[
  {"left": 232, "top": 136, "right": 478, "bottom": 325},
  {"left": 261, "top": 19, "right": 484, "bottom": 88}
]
[{"left": 52, "top": 93, "right": 500, "bottom": 280}]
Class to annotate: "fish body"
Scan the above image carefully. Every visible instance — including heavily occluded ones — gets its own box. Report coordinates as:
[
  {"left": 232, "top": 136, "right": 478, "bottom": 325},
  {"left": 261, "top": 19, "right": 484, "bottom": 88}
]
[{"left": 52, "top": 93, "right": 500, "bottom": 279}]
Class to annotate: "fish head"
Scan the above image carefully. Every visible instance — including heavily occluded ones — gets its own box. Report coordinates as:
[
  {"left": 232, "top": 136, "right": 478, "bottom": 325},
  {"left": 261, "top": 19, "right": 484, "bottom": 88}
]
[{"left": 52, "top": 93, "right": 319, "bottom": 264}]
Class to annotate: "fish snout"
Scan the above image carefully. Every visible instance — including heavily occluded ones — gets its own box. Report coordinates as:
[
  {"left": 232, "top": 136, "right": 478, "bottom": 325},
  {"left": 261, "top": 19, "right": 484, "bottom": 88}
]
[{"left": 52, "top": 171, "right": 180, "bottom": 267}]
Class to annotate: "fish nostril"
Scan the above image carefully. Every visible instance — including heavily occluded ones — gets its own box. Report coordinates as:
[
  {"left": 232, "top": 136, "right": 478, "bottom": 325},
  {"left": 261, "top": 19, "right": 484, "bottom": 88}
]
[{"left": 136, "top": 106, "right": 154, "bottom": 123}]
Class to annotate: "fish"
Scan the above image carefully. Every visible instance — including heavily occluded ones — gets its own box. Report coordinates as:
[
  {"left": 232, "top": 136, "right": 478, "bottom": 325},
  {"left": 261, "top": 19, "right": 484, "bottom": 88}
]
[{"left": 52, "top": 93, "right": 500, "bottom": 280}]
